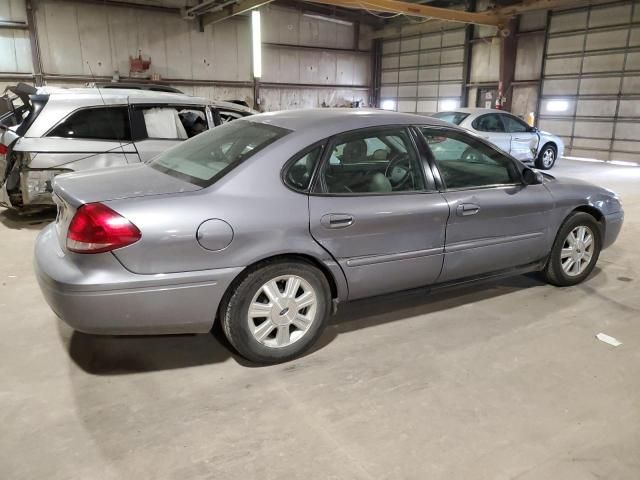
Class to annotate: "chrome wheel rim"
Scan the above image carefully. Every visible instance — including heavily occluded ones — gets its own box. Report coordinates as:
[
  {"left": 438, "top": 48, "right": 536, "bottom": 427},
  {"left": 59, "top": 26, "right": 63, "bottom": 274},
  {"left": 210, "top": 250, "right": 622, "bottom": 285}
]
[
  {"left": 247, "top": 275, "right": 317, "bottom": 348},
  {"left": 542, "top": 148, "right": 555, "bottom": 168},
  {"left": 561, "top": 226, "right": 595, "bottom": 277}
]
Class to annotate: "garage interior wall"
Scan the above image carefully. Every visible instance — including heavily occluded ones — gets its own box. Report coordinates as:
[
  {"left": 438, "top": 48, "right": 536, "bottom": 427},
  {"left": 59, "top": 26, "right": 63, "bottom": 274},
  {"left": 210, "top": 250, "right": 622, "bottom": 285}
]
[
  {"left": 379, "top": 22, "right": 467, "bottom": 114},
  {"left": 1, "top": 0, "right": 371, "bottom": 110},
  {"left": 539, "top": 0, "right": 640, "bottom": 161}
]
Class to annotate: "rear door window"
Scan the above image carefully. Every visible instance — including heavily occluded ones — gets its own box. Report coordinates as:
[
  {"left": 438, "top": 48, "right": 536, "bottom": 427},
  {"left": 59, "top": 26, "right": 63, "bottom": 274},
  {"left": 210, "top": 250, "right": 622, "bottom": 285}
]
[
  {"left": 47, "top": 107, "right": 131, "bottom": 141},
  {"left": 139, "top": 106, "right": 208, "bottom": 139}
]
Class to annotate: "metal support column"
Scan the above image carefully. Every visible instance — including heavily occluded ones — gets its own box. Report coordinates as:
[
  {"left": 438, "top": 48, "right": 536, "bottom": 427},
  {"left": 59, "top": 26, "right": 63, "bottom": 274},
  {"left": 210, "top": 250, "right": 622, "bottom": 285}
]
[
  {"left": 26, "top": 0, "right": 44, "bottom": 86},
  {"left": 499, "top": 16, "right": 518, "bottom": 111}
]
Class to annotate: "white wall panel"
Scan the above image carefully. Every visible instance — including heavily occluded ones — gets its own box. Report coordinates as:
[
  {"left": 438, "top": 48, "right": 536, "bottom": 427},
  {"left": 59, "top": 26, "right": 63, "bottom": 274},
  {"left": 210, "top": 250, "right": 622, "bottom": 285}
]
[{"left": 0, "top": 0, "right": 27, "bottom": 22}]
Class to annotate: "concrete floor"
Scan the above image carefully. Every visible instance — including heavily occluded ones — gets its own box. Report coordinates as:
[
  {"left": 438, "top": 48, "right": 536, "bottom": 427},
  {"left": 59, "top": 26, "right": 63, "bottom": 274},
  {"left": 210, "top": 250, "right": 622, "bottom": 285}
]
[{"left": 1, "top": 159, "right": 639, "bottom": 480}]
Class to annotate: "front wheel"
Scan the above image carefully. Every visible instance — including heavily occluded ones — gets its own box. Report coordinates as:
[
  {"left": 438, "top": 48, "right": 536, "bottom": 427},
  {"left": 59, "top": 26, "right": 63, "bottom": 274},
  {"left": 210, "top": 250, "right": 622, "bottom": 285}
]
[
  {"left": 543, "top": 212, "right": 601, "bottom": 286},
  {"left": 220, "top": 260, "right": 331, "bottom": 364},
  {"left": 535, "top": 144, "right": 557, "bottom": 170}
]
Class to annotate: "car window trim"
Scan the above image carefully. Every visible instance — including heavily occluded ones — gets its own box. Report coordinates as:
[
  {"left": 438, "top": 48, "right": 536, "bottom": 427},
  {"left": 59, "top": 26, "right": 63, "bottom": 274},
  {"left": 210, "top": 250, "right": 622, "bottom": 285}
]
[
  {"left": 415, "top": 125, "right": 526, "bottom": 192},
  {"left": 44, "top": 104, "right": 132, "bottom": 141},
  {"left": 310, "top": 124, "right": 433, "bottom": 197},
  {"left": 281, "top": 140, "right": 327, "bottom": 194}
]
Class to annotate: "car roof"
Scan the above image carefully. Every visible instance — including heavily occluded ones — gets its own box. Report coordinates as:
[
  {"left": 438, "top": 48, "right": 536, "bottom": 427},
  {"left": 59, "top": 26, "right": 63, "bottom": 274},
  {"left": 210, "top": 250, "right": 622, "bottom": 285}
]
[
  {"left": 437, "top": 108, "right": 516, "bottom": 115},
  {"left": 246, "top": 108, "right": 451, "bottom": 133},
  {"left": 33, "top": 86, "right": 255, "bottom": 111}
]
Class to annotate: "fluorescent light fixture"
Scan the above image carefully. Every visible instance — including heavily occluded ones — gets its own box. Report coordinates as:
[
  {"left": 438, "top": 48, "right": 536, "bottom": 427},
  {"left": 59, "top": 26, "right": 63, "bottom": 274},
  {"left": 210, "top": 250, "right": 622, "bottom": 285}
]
[
  {"left": 546, "top": 100, "right": 569, "bottom": 112},
  {"left": 252, "top": 10, "right": 261, "bottom": 79},
  {"left": 439, "top": 99, "right": 459, "bottom": 111},
  {"left": 302, "top": 13, "right": 353, "bottom": 26},
  {"left": 381, "top": 99, "right": 396, "bottom": 111}
]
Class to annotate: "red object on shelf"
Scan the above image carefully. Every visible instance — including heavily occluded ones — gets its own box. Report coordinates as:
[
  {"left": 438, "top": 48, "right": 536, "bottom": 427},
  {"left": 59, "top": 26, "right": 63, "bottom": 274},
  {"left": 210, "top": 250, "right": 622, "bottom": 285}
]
[{"left": 129, "top": 54, "right": 151, "bottom": 74}]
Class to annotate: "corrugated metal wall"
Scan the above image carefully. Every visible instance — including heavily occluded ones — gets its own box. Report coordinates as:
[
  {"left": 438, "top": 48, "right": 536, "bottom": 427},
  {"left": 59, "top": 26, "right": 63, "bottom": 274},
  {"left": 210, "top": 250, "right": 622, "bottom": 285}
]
[
  {"left": 540, "top": 0, "right": 640, "bottom": 161},
  {"left": 379, "top": 23, "right": 467, "bottom": 114},
  {"left": 0, "top": 0, "right": 371, "bottom": 110},
  {"left": 0, "top": 0, "right": 32, "bottom": 94}
]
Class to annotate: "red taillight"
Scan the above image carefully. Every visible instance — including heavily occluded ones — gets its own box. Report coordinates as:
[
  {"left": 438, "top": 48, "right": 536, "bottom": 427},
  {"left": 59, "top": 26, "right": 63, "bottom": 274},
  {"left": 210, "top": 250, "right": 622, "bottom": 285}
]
[
  {"left": 0, "top": 144, "right": 8, "bottom": 155},
  {"left": 66, "top": 203, "right": 141, "bottom": 254}
]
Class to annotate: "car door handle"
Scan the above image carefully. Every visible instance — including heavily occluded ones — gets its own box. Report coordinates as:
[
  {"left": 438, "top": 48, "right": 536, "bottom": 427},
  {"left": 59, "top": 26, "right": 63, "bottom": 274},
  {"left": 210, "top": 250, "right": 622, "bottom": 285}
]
[
  {"left": 456, "top": 203, "right": 480, "bottom": 216},
  {"left": 321, "top": 214, "right": 354, "bottom": 229}
]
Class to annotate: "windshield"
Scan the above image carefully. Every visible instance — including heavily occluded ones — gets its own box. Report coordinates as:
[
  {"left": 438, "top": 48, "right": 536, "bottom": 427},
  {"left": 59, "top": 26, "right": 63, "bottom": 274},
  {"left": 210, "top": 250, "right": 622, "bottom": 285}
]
[
  {"left": 150, "top": 120, "right": 289, "bottom": 187},
  {"left": 432, "top": 112, "right": 469, "bottom": 125}
]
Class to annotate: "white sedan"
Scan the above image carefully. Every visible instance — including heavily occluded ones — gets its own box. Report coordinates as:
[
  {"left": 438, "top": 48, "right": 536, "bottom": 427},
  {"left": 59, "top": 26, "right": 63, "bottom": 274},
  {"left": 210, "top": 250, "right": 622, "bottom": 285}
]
[{"left": 432, "top": 108, "right": 564, "bottom": 170}]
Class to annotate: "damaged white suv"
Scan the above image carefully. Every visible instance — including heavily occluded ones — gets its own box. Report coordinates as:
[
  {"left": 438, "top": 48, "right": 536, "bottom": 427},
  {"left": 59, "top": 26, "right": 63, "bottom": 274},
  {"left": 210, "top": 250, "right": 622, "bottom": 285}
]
[{"left": 0, "top": 83, "right": 254, "bottom": 211}]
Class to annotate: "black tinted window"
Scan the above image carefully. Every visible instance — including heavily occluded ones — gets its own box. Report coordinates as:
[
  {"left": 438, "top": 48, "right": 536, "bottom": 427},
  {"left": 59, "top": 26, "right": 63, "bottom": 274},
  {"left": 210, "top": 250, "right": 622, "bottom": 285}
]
[
  {"left": 501, "top": 114, "right": 530, "bottom": 133},
  {"left": 472, "top": 114, "right": 504, "bottom": 133},
  {"left": 421, "top": 128, "right": 519, "bottom": 189},
  {"left": 48, "top": 107, "right": 131, "bottom": 140}
]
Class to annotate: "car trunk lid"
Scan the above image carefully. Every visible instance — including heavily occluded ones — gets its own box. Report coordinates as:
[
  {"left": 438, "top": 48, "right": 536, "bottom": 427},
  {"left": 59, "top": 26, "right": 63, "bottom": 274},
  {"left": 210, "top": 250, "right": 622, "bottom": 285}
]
[{"left": 53, "top": 163, "right": 202, "bottom": 208}]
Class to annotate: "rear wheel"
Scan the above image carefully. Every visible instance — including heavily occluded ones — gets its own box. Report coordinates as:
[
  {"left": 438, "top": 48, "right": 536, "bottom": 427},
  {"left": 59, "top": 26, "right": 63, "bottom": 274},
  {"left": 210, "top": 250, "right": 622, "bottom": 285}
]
[
  {"left": 543, "top": 212, "right": 601, "bottom": 286},
  {"left": 535, "top": 144, "right": 557, "bottom": 170},
  {"left": 220, "top": 260, "right": 331, "bottom": 364}
]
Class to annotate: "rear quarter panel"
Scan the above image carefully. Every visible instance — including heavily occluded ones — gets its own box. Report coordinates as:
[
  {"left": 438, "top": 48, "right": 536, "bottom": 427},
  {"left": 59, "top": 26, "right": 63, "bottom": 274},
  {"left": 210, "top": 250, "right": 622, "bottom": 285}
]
[{"left": 107, "top": 137, "right": 346, "bottom": 295}]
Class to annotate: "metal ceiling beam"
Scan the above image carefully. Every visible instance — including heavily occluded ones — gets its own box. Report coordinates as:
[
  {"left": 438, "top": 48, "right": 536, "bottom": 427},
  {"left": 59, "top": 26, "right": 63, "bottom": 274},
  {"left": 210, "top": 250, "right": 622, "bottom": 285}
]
[
  {"left": 202, "top": 0, "right": 276, "bottom": 24},
  {"left": 306, "top": 0, "right": 507, "bottom": 27},
  {"left": 275, "top": 0, "right": 384, "bottom": 27},
  {"left": 362, "top": 0, "right": 589, "bottom": 38}
]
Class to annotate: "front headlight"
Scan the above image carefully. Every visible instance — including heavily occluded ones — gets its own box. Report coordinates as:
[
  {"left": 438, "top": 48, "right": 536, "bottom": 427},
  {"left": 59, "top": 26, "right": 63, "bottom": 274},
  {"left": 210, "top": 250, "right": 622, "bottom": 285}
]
[{"left": 20, "top": 168, "right": 72, "bottom": 205}]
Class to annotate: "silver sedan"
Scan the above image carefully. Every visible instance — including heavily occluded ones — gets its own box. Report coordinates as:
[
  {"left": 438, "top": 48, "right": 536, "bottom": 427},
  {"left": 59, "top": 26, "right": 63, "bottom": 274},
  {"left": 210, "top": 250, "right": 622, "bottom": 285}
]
[
  {"left": 432, "top": 108, "right": 565, "bottom": 170},
  {"left": 34, "top": 109, "right": 623, "bottom": 364}
]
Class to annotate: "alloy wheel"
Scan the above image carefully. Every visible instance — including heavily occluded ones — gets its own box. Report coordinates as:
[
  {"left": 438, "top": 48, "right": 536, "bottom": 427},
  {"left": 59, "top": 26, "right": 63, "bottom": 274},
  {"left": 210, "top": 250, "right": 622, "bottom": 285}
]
[
  {"left": 561, "top": 225, "right": 595, "bottom": 277},
  {"left": 247, "top": 275, "right": 317, "bottom": 348},
  {"left": 542, "top": 148, "right": 555, "bottom": 168}
]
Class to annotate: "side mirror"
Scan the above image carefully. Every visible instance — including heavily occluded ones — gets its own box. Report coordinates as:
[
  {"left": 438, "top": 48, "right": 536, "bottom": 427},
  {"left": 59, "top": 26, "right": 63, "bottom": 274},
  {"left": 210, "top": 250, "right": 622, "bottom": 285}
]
[
  {"left": 528, "top": 126, "right": 538, "bottom": 133},
  {"left": 522, "top": 168, "right": 543, "bottom": 185}
]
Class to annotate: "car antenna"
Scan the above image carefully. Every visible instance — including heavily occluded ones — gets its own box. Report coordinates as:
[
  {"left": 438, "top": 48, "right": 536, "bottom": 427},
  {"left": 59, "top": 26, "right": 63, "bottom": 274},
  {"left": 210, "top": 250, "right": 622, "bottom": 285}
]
[{"left": 85, "top": 60, "right": 128, "bottom": 158}]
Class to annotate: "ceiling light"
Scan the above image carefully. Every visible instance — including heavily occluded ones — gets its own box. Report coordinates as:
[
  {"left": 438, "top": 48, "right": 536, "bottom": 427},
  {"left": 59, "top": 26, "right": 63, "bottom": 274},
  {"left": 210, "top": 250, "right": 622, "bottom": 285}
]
[{"left": 252, "top": 10, "right": 261, "bottom": 79}]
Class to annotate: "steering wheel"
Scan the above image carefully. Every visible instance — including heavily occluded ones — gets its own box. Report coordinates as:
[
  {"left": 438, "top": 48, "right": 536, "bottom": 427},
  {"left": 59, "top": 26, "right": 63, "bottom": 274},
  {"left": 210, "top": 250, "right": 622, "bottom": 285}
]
[{"left": 384, "top": 153, "right": 412, "bottom": 188}]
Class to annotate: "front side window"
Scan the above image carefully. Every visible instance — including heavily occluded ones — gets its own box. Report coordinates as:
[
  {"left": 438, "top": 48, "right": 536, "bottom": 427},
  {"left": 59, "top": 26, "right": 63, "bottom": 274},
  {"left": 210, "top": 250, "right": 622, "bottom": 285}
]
[
  {"left": 501, "top": 114, "right": 530, "bottom": 133},
  {"left": 150, "top": 120, "right": 288, "bottom": 187},
  {"left": 472, "top": 114, "right": 505, "bottom": 133},
  {"left": 319, "top": 128, "right": 426, "bottom": 194},
  {"left": 420, "top": 128, "right": 519, "bottom": 190},
  {"left": 48, "top": 107, "right": 131, "bottom": 140},
  {"left": 217, "top": 109, "right": 249, "bottom": 123}
]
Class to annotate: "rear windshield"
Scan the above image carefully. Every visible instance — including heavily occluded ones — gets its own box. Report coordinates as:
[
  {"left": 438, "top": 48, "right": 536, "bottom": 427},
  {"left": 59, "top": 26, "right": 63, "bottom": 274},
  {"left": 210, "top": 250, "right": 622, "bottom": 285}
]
[
  {"left": 150, "top": 120, "right": 289, "bottom": 187},
  {"left": 432, "top": 112, "right": 469, "bottom": 125}
]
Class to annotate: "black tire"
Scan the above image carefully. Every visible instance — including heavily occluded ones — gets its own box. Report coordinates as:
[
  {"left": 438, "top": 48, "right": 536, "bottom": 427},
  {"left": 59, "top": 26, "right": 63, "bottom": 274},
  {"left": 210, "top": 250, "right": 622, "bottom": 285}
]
[
  {"left": 543, "top": 212, "right": 602, "bottom": 286},
  {"left": 220, "top": 260, "right": 331, "bottom": 364},
  {"left": 535, "top": 143, "right": 557, "bottom": 170}
]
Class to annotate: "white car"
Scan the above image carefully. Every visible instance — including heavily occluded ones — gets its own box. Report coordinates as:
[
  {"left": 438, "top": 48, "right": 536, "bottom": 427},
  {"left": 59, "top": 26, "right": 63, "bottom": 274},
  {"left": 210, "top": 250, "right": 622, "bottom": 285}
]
[
  {"left": 0, "top": 83, "right": 255, "bottom": 211},
  {"left": 432, "top": 108, "right": 564, "bottom": 170}
]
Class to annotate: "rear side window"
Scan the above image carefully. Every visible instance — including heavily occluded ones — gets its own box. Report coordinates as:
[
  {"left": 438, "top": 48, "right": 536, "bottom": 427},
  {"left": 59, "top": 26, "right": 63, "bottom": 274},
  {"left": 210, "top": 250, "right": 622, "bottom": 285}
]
[
  {"left": 432, "top": 112, "right": 469, "bottom": 125},
  {"left": 150, "top": 120, "right": 288, "bottom": 187},
  {"left": 284, "top": 146, "right": 322, "bottom": 191},
  {"left": 47, "top": 107, "right": 131, "bottom": 141}
]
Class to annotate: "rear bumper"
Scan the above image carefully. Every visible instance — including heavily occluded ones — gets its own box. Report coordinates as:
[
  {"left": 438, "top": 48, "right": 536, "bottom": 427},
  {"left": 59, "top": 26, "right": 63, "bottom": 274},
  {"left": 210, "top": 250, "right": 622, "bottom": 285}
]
[
  {"left": 603, "top": 211, "right": 624, "bottom": 249},
  {"left": 34, "top": 224, "right": 243, "bottom": 335}
]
